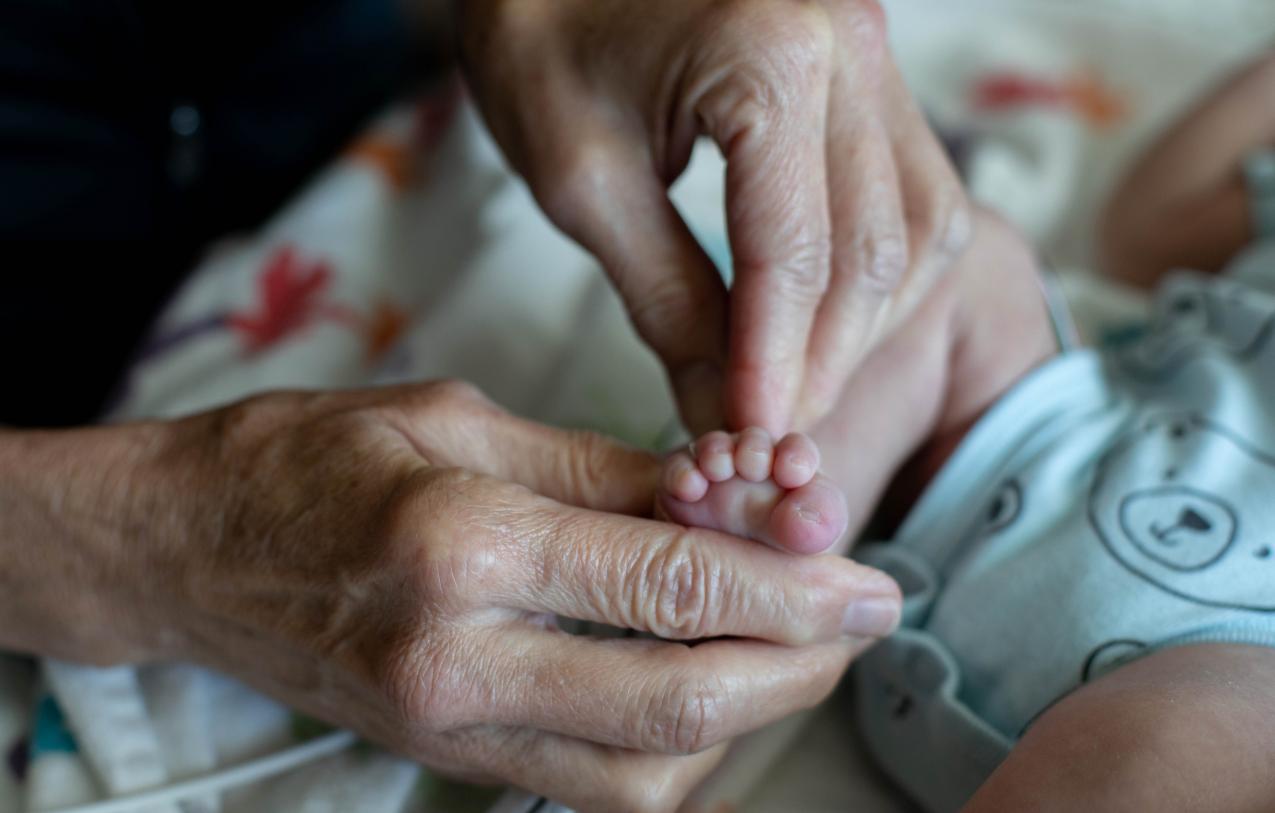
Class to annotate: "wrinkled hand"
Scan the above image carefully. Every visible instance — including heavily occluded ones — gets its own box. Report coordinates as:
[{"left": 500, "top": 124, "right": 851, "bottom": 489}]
[
  {"left": 457, "top": 0, "right": 970, "bottom": 435},
  {"left": 144, "top": 382, "right": 899, "bottom": 810}
]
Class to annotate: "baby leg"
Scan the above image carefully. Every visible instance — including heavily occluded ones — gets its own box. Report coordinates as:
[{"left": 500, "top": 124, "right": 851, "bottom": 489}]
[
  {"left": 965, "top": 643, "right": 1275, "bottom": 811},
  {"left": 1102, "top": 51, "right": 1275, "bottom": 285},
  {"left": 811, "top": 206, "right": 1059, "bottom": 544}
]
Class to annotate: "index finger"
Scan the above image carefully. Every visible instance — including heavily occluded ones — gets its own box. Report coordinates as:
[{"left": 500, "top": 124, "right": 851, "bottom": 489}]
[{"left": 694, "top": 16, "right": 835, "bottom": 435}]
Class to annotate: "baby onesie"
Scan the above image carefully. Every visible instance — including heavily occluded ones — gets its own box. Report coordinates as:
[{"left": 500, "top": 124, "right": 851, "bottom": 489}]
[{"left": 854, "top": 240, "right": 1275, "bottom": 811}]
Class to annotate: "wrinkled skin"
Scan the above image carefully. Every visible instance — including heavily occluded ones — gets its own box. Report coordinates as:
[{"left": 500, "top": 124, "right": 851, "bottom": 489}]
[
  {"left": 456, "top": 0, "right": 970, "bottom": 436},
  {"left": 20, "top": 382, "right": 898, "bottom": 811}
]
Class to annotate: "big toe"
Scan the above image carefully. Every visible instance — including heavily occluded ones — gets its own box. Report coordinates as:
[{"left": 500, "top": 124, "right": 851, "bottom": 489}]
[{"left": 767, "top": 475, "right": 849, "bottom": 555}]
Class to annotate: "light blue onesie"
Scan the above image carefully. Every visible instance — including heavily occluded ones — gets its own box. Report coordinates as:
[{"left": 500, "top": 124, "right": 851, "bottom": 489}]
[{"left": 853, "top": 240, "right": 1275, "bottom": 812}]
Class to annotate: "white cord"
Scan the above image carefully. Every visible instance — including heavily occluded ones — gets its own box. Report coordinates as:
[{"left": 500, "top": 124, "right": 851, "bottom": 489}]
[{"left": 46, "top": 730, "right": 358, "bottom": 813}]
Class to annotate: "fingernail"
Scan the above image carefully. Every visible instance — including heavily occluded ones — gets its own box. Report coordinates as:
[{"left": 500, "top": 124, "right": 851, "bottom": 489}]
[
  {"left": 842, "top": 596, "right": 902, "bottom": 638},
  {"left": 675, "top": 362, "right": 724, "bottom": 434}
]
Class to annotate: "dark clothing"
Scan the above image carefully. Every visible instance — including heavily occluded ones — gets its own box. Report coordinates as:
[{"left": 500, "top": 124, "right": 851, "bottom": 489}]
[{"left": 0, "top": 0, "right": 421, "bottom": 426}]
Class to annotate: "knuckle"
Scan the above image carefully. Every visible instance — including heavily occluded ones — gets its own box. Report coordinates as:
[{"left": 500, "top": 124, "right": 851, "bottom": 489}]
[
  {"left": 650, "top": 672, "right": 728, "bottom": 755},
  {"left": 701, "top": 76, "right": 776, "bottom": 144},
  {"left": 213, "top": 391, "right": 310, "bottom": 458},
  {"left": 841, "top": 0, "right": 889, "bottom": 55},
  {"left": 894, "top": 191, "right": 973, "bottom": 293},
  {"left": 624, "top": 274, "right": 716, "bottom": 347},
  {"left": 638, "top": 534, "right": 721, "bottom": 639},
  {"left": 794, "top": 560, "right": 853, "bottom": 622},
  {"left": 565, "top": 429, "right": 619, "bottom": 492},
  {"left": 392, "top": 468, "right": 504, "bottom": 606},
  {"left": 446, "top": 729, "right": 525, "bottom": 786},
  {"left": 908, "top": 186, "right": 971, "bottom": 260},
  {"left": 762, "top": 5, "right": 835, "bottom": 91},
  {"left": 534, "top": 144, "right": 616, "bottom": 234},
  {"left": 822, "top": 0, "right": 891, "bottom": 88},
  {"left": 698, "top": 1, "right": 835, "bottom": 132},
  {"left": 856, "top": 236, "right": 908, "bottom": 296},
  {"left": 416, "top": 379, "right": 492, "bottom": 415},
  {"left": 766, "top": 240, "right": 834, "bottom": 305},
  {"left": 379, "top": 640, "right": 468, "bottom": 733},
  {"left": 386, "top": 467, "right": 469, "bottom": 542},
  {"left": 933, "top": 196, "right": 974, "bottom": 264}
]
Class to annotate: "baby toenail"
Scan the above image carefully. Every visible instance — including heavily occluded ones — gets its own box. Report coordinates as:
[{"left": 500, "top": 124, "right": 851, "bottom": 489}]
[
  {"left": 704, "top": 456, "right": 733, "bottom": 480},
  {"left": 795, "top": 505, "right": 823, "bottom": 523}
]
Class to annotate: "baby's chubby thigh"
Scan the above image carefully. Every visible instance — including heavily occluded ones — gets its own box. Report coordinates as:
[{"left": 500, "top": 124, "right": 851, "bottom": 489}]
[{"left": 965, "top": 642, "right": 1275, "bottom": 811}]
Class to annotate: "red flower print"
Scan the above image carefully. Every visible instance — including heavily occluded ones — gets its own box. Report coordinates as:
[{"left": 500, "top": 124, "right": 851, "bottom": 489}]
[{"left": 229, "top": 246, "right": 334, "bottom": 353}]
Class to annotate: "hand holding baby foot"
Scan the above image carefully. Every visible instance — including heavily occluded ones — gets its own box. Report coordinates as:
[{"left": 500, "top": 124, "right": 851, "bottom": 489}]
[{"left": 659, "top": 428, "right": 850, "bottom": 555}]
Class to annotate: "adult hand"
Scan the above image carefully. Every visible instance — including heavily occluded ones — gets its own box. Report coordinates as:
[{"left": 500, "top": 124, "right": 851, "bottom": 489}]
[
  {"left": 0, "top": 382, "right": 900, "bottom": 811},
  {"left": 456, "top": 0, "right": 970, "bottom": 435}
]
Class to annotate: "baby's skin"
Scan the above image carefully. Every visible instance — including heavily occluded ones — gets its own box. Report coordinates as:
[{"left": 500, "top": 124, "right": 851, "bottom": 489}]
[
  {"left": 658, "top": 428, "right": 849, "bottom": 555},
  {"left": 658, "top": 205, "right": 1056, "bottom": 558},
  {"left": 656, "top": 204, "right": 1275, "bottom": 812}
]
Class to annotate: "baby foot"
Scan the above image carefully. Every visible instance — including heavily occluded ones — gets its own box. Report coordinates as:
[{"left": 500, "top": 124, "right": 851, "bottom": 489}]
[{"left": 658, "top": 428, "right": 849, "bottom": 555}]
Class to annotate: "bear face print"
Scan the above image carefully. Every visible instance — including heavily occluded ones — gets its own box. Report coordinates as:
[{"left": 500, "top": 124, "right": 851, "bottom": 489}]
[
  {"left": 1117, "top": 485, "right": 1235, "bottom": 571},
  {"left": 1089, "top": 414, "right": 1275, "bottom": 611},
  {"left": 1117, "top": 275, "right": 1275, "bottom": 382}
]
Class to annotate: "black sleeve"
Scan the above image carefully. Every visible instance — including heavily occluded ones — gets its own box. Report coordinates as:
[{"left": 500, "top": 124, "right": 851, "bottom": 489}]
[{"left": 0, "top": 0, "right": 423, "bottom": 426}]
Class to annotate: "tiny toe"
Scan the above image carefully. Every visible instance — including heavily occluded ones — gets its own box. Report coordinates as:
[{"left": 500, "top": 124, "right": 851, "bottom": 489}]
[
  {"left": 696, "top": 430, "right": 736, "bottom": 483},
  {"left": 768, "top": 476, "right": 849, "bottom": 555},
  {"left": 773, "top": 433, "right": 821, "bottom": 489},
  {"left": 663, "top": 452, "right": 709, "bottom": 502},
  {"left": 734, "top": 427, "right": 774, "bottom": 482}
]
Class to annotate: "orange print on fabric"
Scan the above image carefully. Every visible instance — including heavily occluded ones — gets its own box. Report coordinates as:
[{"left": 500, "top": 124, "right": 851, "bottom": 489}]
[
  {"left": 972, "top": 69, "right": 1128, "bottom": 128},
  {"left": 362, "top": 300, "right": 409, "bottom": 361},
  {"left": 348, "top": 137, "right": 414, "bottom": 192}
]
